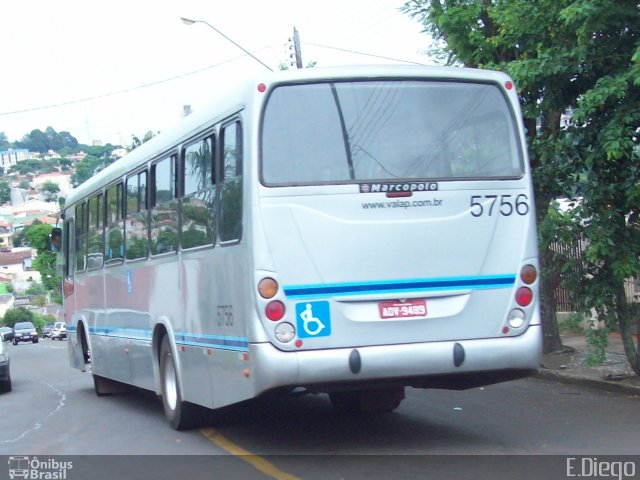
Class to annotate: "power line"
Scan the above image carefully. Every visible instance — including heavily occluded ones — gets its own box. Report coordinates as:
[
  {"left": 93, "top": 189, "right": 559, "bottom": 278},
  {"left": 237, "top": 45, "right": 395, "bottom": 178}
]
[
  {"left": 302, "top": 41, "right": 428, "bottom": 66},
  {"left": 0, "top": 51, "right": 264, "bottom": 117},
  {"left": 0, "top": 42, "right": 428, "bottom": 118}
]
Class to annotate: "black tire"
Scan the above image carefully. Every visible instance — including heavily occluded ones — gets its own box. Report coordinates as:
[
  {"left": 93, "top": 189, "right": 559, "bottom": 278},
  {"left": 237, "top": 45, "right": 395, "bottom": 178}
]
[
  {"left": 159, "top": 335, "right": 200, "bottom": 430},
  {"left": 0, "top": 374, "right": 11, "bottom": 393},
  {"left": 33, "top": 338, "right": 38, "bottom": 344}
]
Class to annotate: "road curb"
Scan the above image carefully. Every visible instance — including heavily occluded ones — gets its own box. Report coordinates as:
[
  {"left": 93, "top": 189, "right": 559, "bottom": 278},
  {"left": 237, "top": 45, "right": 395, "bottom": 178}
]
[{"left": 535, "top": 369, "right": 640, "bottom": 396}]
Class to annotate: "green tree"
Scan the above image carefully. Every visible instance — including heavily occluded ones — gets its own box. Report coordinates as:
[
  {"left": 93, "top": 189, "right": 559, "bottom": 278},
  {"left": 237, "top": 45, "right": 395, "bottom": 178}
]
[
  {"left": 402, "top": 0, "right": 639, "bottom": 361},
  {"left": 9, "top": 158, "right": 52, "bottom": 176},
  {"left": 142, "top": 130, "right": 158, "bottom": 143},
  {"left": 40, "top": 180, "right": 60, "bottom": 202},
  {"left": 555, "top": 2, "right": 640, "bottom": 374},
  {"left": 2, "top": 307, "right": 34, "bottom": 328},
  {"left": 0, "top": 180, "right": 11, "bottom": 205},
  {"left": 24, "top": 224, "right": 61, "bottom": 302},
  {"left": 16, "top": 127, "right": 79, "bottom": 153},
  {"left": 72, "top": 154, "right": 102, "bottom": 186},
  {"left": 130, "top": 132, "right": 158, "bottom": 151}
]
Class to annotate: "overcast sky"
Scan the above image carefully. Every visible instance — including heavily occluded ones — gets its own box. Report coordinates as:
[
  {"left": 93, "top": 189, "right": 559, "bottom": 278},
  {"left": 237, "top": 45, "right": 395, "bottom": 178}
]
[{"left": 0, "top": 0, "right": 434, "bottom": 147}]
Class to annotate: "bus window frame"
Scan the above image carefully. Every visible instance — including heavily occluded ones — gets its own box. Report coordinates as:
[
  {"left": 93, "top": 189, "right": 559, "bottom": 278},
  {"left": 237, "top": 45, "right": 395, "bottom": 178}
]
[
  {"left": 86, "top": 192, "right": 105, "bottom": 271},
  {"left": 218, "top": 118, "right": 243, "bottom": 246},
  {"left": 124, "top": 168, "right": 150, "bottom": 263},
  {"left": 180, "top": 133, "right": 217, "bottom": 252},
  {"left": 105, "top": 181, "right": 125, "bottom": 267},
  {"left": 150, "top": 154, "right": 179, "bottom": 257},
  {"left": 74, "top": 201, "right": 87, "bottom": 273}
]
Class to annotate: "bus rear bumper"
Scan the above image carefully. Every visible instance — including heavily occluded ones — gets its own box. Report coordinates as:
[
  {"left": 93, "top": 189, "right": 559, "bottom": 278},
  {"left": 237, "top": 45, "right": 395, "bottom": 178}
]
[{"left": 251, "top": 324, "right": 542, "bottom": 393}]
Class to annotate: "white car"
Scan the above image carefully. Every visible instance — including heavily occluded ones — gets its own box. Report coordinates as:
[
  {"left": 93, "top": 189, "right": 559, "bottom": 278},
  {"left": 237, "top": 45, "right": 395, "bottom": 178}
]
[
  {"left": 50, "top": 322, "right": 67, "bottom": 341},
  {"left": 0, "top": 328, "right": 12, "bottom": 393}
]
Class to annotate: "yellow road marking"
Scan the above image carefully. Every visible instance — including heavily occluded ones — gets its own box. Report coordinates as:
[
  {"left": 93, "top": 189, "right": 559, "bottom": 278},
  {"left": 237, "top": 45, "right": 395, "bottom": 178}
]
[{"left": 200, "top": 427, "right": 300, "bottom": 480}]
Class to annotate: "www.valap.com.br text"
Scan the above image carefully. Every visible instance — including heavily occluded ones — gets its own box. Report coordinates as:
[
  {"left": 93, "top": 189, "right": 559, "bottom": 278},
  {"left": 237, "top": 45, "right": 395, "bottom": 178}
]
[{"left": 361, "top": 199, "right": 443, "bottom": 210}]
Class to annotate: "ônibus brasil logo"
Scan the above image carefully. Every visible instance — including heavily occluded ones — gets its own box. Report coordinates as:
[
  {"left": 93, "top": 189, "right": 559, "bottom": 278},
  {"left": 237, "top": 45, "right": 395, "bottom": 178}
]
[{"left": 8, "top": 456, "right": 73, "bottom": 480}]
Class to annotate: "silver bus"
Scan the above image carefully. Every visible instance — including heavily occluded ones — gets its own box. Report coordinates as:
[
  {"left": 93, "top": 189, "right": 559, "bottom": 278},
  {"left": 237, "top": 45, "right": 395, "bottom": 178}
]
[{"left": 63, "top": 65, "right": 541, "bottom": 430}]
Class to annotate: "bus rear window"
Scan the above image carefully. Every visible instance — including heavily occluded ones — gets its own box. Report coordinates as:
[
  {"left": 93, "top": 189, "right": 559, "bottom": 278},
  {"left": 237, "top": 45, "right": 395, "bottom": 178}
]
[{"left": 261, "top": 80, "right": 523, "bottom": 185}]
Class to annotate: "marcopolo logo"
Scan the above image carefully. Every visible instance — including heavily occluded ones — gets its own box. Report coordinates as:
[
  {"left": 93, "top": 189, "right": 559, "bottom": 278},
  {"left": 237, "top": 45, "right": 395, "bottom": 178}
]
[
  {"left": 8, "top": 456, "right": 73, "bottom": 480},
  {"left": 359, "top": 182, "right": 438, "bottom": 194}
]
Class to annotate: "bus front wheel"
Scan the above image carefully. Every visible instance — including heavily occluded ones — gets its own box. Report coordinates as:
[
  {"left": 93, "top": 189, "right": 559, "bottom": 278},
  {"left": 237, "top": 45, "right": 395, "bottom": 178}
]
[{"left": 159, "top": 336, "right": 200, "bottom": 430}]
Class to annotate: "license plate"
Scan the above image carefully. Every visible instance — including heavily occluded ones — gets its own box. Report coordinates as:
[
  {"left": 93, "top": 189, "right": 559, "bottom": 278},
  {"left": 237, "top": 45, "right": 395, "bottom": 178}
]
[{"left": 378, "top": 299, "right": 427, "bottom": 319}]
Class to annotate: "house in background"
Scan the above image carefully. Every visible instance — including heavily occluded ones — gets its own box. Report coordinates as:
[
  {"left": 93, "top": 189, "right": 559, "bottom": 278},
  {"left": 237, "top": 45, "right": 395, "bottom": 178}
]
[
  {"left": 0, "top": 148, "right": 32, "bottom": 171},
  {"left": 12, "top": 199, "right": 58, "bottom": 218},
  {"left": 0, "top": 249, "right": 40, "bottom": 296},
  {"left": 0, "top": 219, "right": 12, "bottom": 251},
  {"left": 32, "top": 171, "right": 73, "bottom": 198}
]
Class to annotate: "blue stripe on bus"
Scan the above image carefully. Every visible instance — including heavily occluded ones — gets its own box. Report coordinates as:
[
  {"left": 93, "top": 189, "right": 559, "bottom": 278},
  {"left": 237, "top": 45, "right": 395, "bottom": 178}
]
[
  {"left": 174, "top": 333, "right": 249, "bottom": 352},
  {"left": 283, "top": 274, "right": 517, "bottom": 299},
  {"left": 89, "top": 327, "right": 153, "bottom": 341},
  {"left": 82, "top": 326, "right": 248, "bottom": 352}
]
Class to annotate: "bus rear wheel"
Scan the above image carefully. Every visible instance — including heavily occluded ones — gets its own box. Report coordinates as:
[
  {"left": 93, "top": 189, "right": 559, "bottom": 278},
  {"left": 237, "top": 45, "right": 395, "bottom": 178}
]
[{"left": 159, "top": 336, "right": 200, "bottom": 430}]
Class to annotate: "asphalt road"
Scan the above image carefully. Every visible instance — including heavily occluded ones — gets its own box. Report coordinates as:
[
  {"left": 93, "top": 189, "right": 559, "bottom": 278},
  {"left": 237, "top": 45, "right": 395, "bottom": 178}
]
[{"left": 1, "top": 338, "right": 639, "bottom": 480}]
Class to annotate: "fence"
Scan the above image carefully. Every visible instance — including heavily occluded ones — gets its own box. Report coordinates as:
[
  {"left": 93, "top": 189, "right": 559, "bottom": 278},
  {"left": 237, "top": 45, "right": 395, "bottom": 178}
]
[{"left": 550, "top": 236, "right": 639, "bottom": 312}]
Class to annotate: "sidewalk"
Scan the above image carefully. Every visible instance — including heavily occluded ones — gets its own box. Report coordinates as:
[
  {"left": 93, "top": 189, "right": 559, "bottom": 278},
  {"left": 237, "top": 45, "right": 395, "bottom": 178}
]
[{"left": 538, "top": 331, "right": 640, "bottom": 395}]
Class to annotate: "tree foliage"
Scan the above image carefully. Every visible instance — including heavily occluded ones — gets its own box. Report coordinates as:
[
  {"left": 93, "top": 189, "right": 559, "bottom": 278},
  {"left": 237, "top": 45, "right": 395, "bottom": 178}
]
[
  {"left": 2, "top": 307, "right": 34, "bottom": 328},
  {"left": 403, "top": 0, "right": 640, "bottom": 370},
  {"left": 0, "top": 180, "right": 11, "bottom": 205},
  {"left": 24, "top": 224, "right": 61, "bottom": 302},
  {"left": 9, "top": 157, "right": 60, "bottom": 176},
  {"left": 556, "top": 2, "right": 640, "bottom": 373},
  {"left": 16, "top": 127, "right": 78, "bottom": 153},
  {"left": 40, "top": 180, "right": 61, "bottom": 202}
]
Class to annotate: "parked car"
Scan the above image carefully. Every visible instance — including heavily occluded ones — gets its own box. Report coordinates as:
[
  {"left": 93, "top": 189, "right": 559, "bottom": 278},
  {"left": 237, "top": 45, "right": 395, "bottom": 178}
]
[
  {"left": 0, "top": 328, "right": 13, "bottom": 392},
  {"left": 0, "top": 326, "right": 13, "bottom": 338},
  {"left": 42, "top": 324, "right": 54, "bottom": 338},
  {"left": 12, "top": 322, "right": 39, "bottom": 345},
  {"left": 50, "top": 322, "right": 67, "bottom": 341}
]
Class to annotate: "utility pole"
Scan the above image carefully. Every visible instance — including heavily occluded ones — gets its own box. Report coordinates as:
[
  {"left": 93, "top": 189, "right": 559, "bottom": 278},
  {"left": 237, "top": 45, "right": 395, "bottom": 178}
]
[
  {"left": 293, "top": 27, "right": 303, "bottom": 68},
  {"left": 288, "top": 27, "right": 303, "bottom": 69}
]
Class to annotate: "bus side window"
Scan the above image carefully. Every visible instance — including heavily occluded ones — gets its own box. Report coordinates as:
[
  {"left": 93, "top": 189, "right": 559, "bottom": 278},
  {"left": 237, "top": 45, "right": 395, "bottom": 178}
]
[
  {"left": 75, "top": 203, "right": 86, "bottom": 272},
  {"left": 219, "top": 121, "right": 242, "bottom": 243},
  {"left": 62, "top": 220, "right": 74, "bottom": 298},
  {"left": 181, "top": 136, "right": 216, "bottom": 249},
  {"left": 150, "top": 156, "right": 178, "bottom": 255},
  {"left": 105, "top": 183, "right": 124, "bottom": 264},
  {"left": 125, "top": 171, "right": 149, "bottom": 260},
  {"left": 87, "top": 193, "right": 104, "bottom": 269}
]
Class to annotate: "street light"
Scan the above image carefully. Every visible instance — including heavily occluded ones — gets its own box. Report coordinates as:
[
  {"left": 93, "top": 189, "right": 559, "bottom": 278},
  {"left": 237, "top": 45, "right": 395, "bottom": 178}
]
[{"left": 180, "top": 17, "right": 273, "bottom": 72}]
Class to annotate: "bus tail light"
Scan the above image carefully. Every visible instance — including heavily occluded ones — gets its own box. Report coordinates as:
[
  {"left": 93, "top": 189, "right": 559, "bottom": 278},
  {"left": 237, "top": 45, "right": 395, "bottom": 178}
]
[
  {"left": 520, "top": 265, "right": 537, "bottom": 285},
  {"left": 265, "top": 301, "right": 285, "bottom": 321},
  {"left": 515, "top": 287, "right": 533, "bottom": 307},
  {"left": 274, "top": 322, "right": 295, "bottom": 343},
  {"left": 507, "top": 309, "right": 526, "bottom": 329},
  {"left": 258, "top": 277, "right": 279, "bottom": 299}
]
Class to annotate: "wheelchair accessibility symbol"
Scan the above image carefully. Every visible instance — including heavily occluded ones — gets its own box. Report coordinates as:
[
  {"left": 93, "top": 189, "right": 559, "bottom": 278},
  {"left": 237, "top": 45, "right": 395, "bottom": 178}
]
[{"left": 296, "top": 301, "right": 331, "bottom": 338}]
